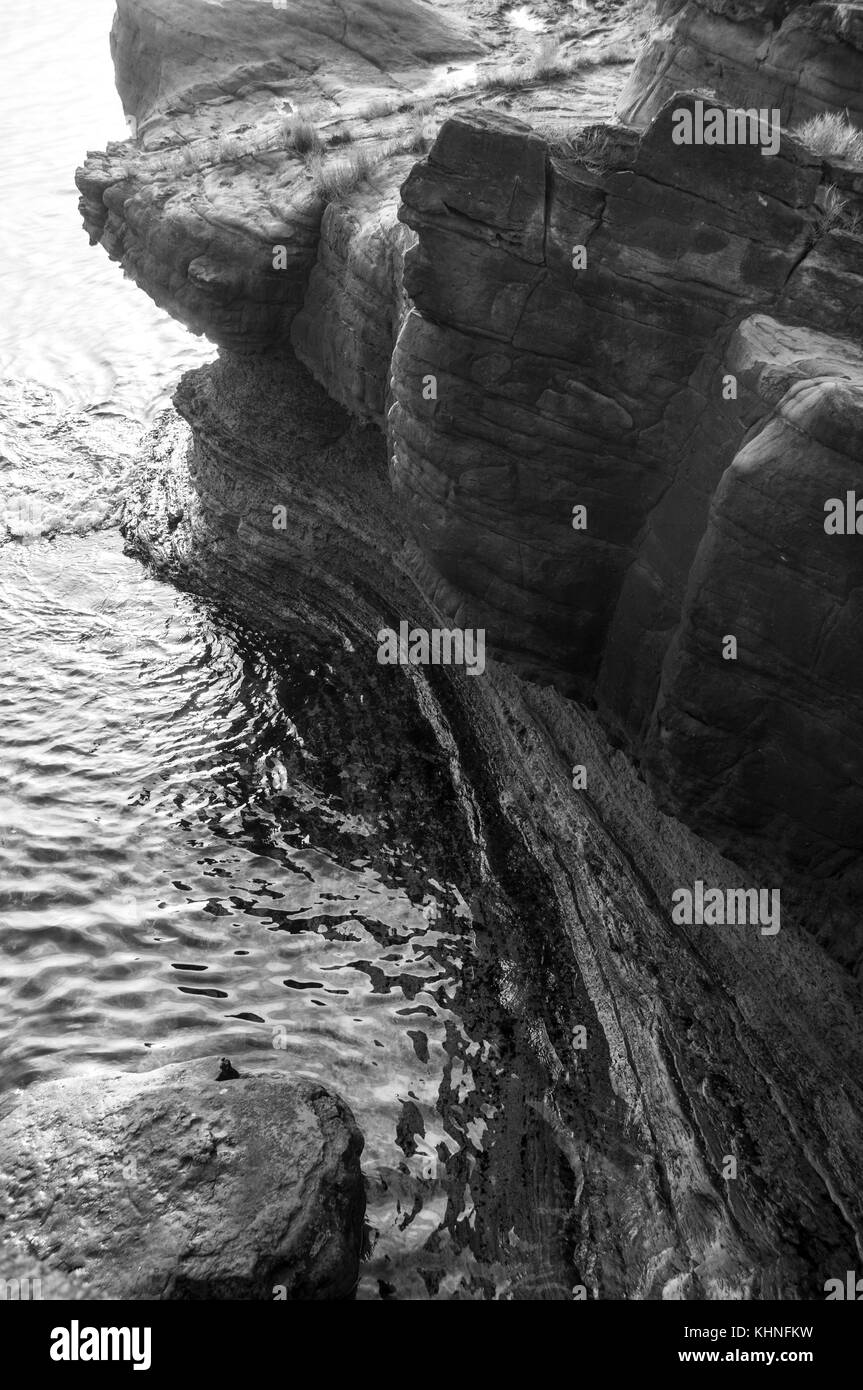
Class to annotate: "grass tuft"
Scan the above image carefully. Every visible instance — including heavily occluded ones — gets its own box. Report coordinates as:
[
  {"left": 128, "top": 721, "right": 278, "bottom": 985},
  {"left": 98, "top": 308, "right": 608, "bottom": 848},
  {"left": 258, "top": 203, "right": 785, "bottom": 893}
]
[
  {"left": 479, "top": 30, "right": 634, "bottom": 92},
  {"left": 545, "top": 124, "right": 613, "bottom": 175},
  {"left": 814, "top": 183, "right": 863, "bottom": 237},
  {"left": 356, "top": 95, "right": 400, "bottom": 120},
  {"left": 307, "top": 146, "right": 380, "bottom": 202},
  {"left": 794, "top": 111, "right": 863, "bottom": 163},
  {"left": 282, "top": 111, "right": 324, "bottom": 156}
]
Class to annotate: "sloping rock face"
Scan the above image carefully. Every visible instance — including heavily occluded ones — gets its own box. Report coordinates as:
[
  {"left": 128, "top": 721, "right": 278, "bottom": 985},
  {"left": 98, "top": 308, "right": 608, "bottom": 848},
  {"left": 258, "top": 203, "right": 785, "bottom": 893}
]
[
  {"left": 110, "top": 0, "right": 486, "bottom": 129},
  {"left": 618, "top": 0, "right": 863, "bottom": 128},
  {"left": 0, "top": 1059, "right": 365, "bottom": 1299}
]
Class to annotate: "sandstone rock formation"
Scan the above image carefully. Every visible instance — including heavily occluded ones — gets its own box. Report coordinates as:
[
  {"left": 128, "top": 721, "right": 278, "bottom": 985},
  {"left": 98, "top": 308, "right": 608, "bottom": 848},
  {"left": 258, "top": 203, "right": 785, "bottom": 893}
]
[
  {"left": 0, "top": 1058, "right": 365, "bottom": 1299},
  {"left": 72, "top": 0, "right": 863, "bottom": 1297},
  {"left": 394, "top": 100, "right": 863, "bottom": 938}
]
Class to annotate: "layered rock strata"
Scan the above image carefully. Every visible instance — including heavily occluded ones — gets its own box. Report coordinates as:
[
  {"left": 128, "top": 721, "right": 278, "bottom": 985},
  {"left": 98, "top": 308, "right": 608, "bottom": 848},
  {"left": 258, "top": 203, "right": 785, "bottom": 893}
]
[{"left": 390, "top": 103, "right": 863, "bottom": 924}]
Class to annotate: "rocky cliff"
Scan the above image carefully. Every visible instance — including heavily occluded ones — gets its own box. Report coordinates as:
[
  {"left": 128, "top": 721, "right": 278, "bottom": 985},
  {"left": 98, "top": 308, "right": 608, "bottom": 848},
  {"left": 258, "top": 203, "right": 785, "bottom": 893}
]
[{"left": 74, "top": 0, "right": 863, "bottom": 1297}]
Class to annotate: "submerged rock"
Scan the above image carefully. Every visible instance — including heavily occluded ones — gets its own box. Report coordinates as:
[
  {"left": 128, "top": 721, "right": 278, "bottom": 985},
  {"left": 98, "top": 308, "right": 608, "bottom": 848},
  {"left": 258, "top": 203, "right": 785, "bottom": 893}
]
[{"left": 0, "top": 1058, "right": 365, "bottom": 1299}]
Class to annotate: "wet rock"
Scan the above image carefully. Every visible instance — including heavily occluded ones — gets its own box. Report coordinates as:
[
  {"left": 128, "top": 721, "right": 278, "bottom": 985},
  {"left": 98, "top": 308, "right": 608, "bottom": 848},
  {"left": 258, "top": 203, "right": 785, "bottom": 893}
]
[{"left": 0, "top": 1057, "right": 365, "bottom": 1299}]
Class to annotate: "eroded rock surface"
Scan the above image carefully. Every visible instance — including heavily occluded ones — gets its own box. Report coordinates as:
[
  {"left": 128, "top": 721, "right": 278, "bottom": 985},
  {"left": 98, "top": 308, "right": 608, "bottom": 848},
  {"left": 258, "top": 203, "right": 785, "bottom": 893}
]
[{"left": 0, "top": 1058, "right": 365, "bottom": 1299}]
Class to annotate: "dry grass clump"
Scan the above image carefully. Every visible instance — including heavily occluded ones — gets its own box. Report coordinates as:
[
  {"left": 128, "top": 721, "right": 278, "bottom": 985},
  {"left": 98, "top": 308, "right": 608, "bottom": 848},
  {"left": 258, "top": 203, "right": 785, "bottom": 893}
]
[
  {"left": 545, "top": 124, "right": 614, "bottom": 175},
  {"left": 532, "top": 34, "right": 571, "bottom": 81},
  {"left": 813, "top": 183, "right": 863, "bottom": 237},
  {"left": 398, "top": 107, "right": 432, "bottom": 154},
  {"left": 480, "top": 58, "right": 530, "bottom": 92},
  {"left": 793, "top": 111, "right": 863, "bottom": 163},
  {"left": 480, "top": 30, "right": 634, "bottom": 92},
  {"left": 356, "top": 95, "right": 400, "bottom": 120},
  {"left": 134, "top": 109, "right": 322, "bottom": 177},
  {"left": 282, "top": 111, "right": 323, "bottom": 156},
  {"left": 307, "top": 146, "right": 379, "bottom": 201},
  {"left": 599, "top": 40, "right": 636, "bottom": 65},
  {"left": 215, "top": 132, "right": 253, "bottom": 163},
  {"left": 401, "top": 126, "right": 430, "bottom": 155}
]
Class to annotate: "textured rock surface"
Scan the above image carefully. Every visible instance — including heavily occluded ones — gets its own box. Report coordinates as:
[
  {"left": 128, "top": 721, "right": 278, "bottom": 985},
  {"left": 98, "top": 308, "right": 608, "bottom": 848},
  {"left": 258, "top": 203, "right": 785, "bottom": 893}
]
[
  {"left": 618, "top": 0, "right": 863, "bottom": 128},
  {"left": 110, "top": 0, "right": 487, "bottom": 129},
  {"left": 79, "top": 0, "right": 863, "bottom": 953},
  {"left": 641, "top": 328, "right": 863, "bottom": 907},
  {"left": 0, "top": 1058, "right": 365, "bottom": 1299}
]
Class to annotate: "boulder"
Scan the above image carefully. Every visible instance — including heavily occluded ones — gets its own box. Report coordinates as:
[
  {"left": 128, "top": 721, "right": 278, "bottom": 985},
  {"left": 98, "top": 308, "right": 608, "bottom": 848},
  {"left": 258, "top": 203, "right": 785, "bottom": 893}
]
[{"left": 0, "top": 1058, "right": 365, "bottom": 1300}]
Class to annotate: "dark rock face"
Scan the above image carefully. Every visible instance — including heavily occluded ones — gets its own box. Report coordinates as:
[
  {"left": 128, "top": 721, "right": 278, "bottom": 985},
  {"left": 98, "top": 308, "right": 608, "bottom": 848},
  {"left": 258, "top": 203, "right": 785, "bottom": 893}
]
[
  {"left": 640, "top": 333, "right": 863, "bottom": 902},
  {"left": 393, "top": 98, "right": 863, "bottom": 928},
  {"left": 291, "top": 191, "right": 416, "bottom": 426},
  {"left": 394, "top": 104, "right": 818, "bottom": 694},
  {"left": 0, "top": 1059, "right": 365, "bottom": 1299},
  {"left": 618, "top": 0, "right": 863, "bottom": 128}
]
